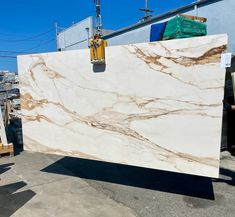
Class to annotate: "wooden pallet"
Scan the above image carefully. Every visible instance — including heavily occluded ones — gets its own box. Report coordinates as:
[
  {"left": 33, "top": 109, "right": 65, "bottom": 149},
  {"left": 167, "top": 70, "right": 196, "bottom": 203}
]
[
  {"left": 0, "top": 143, "right": 14, "bottom": 158},
  {"left": 178, "top": 14, "right": 207, "bottom": 23}
]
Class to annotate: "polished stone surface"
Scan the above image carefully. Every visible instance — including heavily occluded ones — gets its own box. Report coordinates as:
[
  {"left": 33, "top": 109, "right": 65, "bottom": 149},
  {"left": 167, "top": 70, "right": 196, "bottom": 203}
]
[{"left": 18, "top": 34, "right": 227, "bottom": 178}]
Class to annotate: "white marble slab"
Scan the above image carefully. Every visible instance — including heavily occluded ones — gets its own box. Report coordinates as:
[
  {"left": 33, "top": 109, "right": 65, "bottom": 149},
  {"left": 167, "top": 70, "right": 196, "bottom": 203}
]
[{"left": 17, "top": 34, "right": 227, "bottom": 178}]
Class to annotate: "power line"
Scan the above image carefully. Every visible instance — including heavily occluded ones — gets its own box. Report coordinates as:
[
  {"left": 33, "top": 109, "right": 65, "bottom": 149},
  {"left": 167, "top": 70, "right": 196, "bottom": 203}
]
[
  {"left": 0, "top": 50, "right": 30, "bottom": 54},
  {"left": 0, "top": 55, "right": 16, "bottom": 59},
  {"left": 0, "top": 38, "right": 55, "bottom": 55},
  {"left": 23, "top": 38, "right": 55, "bottom": 52},
  {"left": 0, "top": 28, "right": 54, "bottom": 42}
]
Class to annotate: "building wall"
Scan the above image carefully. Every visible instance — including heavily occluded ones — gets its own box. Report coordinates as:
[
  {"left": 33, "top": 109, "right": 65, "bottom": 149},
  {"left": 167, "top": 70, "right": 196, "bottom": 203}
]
[
  {"left": 57, "top": 17, "right": 93, "bottom": 51},
  {"left": 104, "top": 18, "right": 170, "bottom": 46},
  {"left": 105, "top": 0, "right": 235, "bottom": 53},
  {"left": 196, "top": 0, "right": 235, "bottom": 52}
]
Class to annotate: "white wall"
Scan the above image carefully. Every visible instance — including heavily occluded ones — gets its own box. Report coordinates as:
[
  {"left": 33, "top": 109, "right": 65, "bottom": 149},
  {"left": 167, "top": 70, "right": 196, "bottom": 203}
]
[{"left": 58, "top": 17, "right": 93, "bottom": 51}]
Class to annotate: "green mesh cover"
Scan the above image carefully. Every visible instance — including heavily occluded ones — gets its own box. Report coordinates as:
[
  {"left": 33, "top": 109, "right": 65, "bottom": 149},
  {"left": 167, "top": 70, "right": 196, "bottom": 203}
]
[{"left": 163, "top": 16, "right": 207, "bottom": 40}]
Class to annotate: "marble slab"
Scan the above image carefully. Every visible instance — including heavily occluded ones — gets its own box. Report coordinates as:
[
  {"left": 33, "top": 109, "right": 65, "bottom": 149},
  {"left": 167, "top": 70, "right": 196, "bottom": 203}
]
[{"left": 17, "top": 34, "right": 227, "bottom": 178}]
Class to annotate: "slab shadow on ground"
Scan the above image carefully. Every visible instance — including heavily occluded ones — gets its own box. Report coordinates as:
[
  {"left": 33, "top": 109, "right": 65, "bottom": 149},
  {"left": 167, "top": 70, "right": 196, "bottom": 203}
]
[
  {"left": 0, "top": 163, "right": 36, "bottom": 217},
  {"left": 0, "top": 163, "right": 14, "bottom": 175},
  {"left": 41, "top": 157, "right": 215, "bottom": 200},
  {"left": 215, "top": 168, "right": 235, "bottom": 186}
]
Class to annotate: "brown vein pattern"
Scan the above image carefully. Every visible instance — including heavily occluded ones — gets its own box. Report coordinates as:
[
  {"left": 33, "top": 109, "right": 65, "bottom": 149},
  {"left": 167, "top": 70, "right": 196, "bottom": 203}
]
[{"left": 18, "top": 34, "right": 227, "bottom": 177}]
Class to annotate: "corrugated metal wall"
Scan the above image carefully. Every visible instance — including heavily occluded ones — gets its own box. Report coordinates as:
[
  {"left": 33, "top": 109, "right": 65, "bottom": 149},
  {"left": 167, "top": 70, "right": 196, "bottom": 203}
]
[{"left": 57, "top": 17, "right": 93, "bottom": 51}]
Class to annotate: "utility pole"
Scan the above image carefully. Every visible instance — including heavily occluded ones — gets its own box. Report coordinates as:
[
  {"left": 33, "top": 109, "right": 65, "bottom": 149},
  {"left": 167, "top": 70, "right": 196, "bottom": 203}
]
[
  {"left": 139, "top": 0, "right": 154, "bottom": 22},
  {"left": 55, "top": 22, "right": 59, "bottom": 51},
  {"left": 145, "top": 0, "right": 149, "bottom": 17},
  {"left": 194, "top": 0, "right": 202, "bottom": 16}
]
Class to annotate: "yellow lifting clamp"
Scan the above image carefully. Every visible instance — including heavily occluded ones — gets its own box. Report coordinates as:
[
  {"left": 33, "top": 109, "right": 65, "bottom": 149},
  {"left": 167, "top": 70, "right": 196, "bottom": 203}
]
[{"left": 89, "top": 36, "right": 107, "bottom": 65}]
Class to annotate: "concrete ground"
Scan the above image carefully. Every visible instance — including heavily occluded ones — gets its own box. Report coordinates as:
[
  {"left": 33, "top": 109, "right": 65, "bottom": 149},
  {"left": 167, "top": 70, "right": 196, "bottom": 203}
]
[{"left": 0, "top": 151, "right": 235, "bottom": 217}]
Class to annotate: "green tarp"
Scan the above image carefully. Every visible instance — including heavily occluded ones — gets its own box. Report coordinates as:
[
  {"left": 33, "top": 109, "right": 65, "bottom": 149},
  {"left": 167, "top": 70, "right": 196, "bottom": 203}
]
[{"left": 163, "top": 16, "right": 207, "bottom": 40}]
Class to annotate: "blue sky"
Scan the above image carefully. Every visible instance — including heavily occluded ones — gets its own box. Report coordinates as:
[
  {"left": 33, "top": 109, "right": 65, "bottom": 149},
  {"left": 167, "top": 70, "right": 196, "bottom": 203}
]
[{"left": 0, "top": 0, "right": 194, "bottom": 72}]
